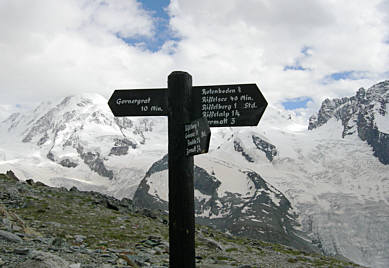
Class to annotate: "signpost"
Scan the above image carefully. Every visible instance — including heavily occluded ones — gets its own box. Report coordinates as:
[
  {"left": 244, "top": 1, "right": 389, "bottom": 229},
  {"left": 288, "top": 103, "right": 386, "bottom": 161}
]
[{"left": 108, "top": 71, "right": 268, "bottom": 268}]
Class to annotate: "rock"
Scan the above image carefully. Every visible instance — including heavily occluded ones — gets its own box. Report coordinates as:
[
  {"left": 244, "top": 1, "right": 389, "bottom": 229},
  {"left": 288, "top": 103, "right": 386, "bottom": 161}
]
[
  {"left": 198, "top": 265, "right": 234, "bottom": 268},
  {"left": 203, "top": 238, "right": 223, "bottom": 251},
  {"left": 119, "top": 254, "right": 140, "bottom": 267},
  {"left": 35, "top": 181, "right": 48, "bottom": 187},
  {"left": 251, "top": 135, "right": 278, "bottom": 162},
  {"left": 14, "top": 248, "right": 30, "bottom": 255},
  {"left": 0, "top": 230, "right": 23, "bottom": 242},
  {"left": 76, "top": 146, "right": 114, "bottom": 179},
  {"left": 2, "top": 217, "right": 12, "bottom": 230},
  {"left": 234, "top": 140, "right": 254, "bottom": 162},
  {"left": 12, "top": 224, "right": 23, "bottom": 232},
  {"left": 69, "top": 186, "right": 79, "bottom": 192},
  {"left": 101, "top": 264, "right": 114, "bottom": 268},
  {"left": 120, "top": 198, "right": 134, "bottom": 211},
  {"left": 14, "top": 250, "right": 70, "bottom": 268},
  {"left": 139, "top": 208, "right": 157, "bottom": 219},
  {"left": 51, "top": 237, "right": 65, "bottom": 247},
  {"left": 6, "top": 170, "right": 19, "bottom": 181},
  {"left": 74, "top": 234, "right": 86, "bottom": 243},
  {"left": 122, "top": 254, "right": 150, "bottom": 266},
  {"left": 105, "top": 200, "right": 119, "bottom": 211},
  {"left": 59, "top": 159, "right": 78, "bottom": 168}
]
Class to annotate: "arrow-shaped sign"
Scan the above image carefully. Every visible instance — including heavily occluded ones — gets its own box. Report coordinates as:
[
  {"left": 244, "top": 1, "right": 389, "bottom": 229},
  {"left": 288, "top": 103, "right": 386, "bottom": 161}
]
[
  {"left": 108, "top": 88, "right": 168, "bottom": 117},
  {"left": 192, "top": 84, "right": 268, "bottom": 127}
]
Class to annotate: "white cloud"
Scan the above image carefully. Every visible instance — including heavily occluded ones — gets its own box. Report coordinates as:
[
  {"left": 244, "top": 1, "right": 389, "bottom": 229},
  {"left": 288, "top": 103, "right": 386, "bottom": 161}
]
[
  {"left": 0, "top": 0, "right": 388, "bottom": 122},
  {"left": 0, "top": 0, "right": 169, "bottom": 107},
  {"left": 167, "top": 0, "right": 389, "bottom": 114}
]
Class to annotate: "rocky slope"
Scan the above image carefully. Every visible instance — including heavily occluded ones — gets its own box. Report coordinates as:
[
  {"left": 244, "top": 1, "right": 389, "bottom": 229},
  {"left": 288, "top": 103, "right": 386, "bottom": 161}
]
[{"left": 0, "top": 171, "right": 362, "bottom": 268}]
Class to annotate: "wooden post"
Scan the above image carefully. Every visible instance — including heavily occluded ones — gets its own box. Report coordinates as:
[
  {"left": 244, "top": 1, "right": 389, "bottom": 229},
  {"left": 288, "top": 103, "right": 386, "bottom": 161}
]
[{"left": 167, "top": 71, "right": 195, "bottom": 268}]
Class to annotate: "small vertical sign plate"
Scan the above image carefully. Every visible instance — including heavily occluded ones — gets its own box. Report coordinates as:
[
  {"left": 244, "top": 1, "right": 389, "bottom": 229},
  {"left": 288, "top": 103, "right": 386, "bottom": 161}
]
[{"left": 184, "top": 117, "right": 211, "bottom": 157}]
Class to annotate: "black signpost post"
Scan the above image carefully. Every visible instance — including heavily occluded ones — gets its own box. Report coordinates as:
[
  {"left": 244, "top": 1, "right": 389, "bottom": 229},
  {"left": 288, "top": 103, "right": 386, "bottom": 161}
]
[
  {"left": 108, "top": 71, "right": 268, "bottom": 268},
  {"left": 167, "top": 71, "right": 195, "bottom": 267}
]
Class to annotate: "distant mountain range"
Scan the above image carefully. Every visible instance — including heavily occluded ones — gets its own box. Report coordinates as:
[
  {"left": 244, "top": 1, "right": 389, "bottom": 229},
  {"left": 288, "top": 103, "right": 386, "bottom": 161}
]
[{"left": 0, "top": 81, "right": 388, "bottom": 267}]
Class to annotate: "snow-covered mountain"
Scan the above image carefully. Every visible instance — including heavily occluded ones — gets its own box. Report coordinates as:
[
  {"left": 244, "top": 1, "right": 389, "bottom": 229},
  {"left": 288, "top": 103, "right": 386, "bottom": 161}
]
[
  {"left": 309, "top": 80, "right": 389, "bottom": 164},
  {"left": 0, "top": 81, "right": 388, "bottom": 267},
  {"left": 0, "top": 93, "right": 168, "bottom": 198}
]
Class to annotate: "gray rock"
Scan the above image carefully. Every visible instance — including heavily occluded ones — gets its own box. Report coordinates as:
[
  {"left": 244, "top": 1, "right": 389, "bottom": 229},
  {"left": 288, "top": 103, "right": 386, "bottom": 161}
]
[
  {"left": 252, "top": 135, "right": 278, "bottom": 162},
  {"left": 198, "top": 265, "right": 235, "bottom": 268},
  {"left": 234, "top": 140, "right": 254, "bottom": 162},
  {"left": 6, "top": 170, "right": 19, "bottom": 181},
  {"left": 14, "top": 248, "right": 30, "bottom": 255},
  {"left": 14, "top": 250, "right": 70, "bottom": 268},
  {"left": 0, "top": 230, "right": 23, "bottom": 243},
  {"left": 123, "top": 254, "right": 150, "bottom": 266},
  {"left": 59, "top": 159, "right": 78, "bottom": 168},
  {"left": 74, "top": 234, "right": 86, "bottom": 243},
  {"left": 204, "top": 238, "right": 224, "bottom": 251},
  {"left": 76, "top": 145, "right": 114, "bottom": 179},
  {"left": 51, "top": 237, "right": 65, "bottom": 247}
]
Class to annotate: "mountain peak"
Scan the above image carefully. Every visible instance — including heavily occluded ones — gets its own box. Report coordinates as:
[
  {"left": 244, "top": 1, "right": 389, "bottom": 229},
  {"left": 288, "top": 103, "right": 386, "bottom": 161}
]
[
  {"left": 55, "top": 93, "right": 108, "bottom": 113},
  {"left": 308, "top": 80, "right": 389, "bottom": 164}
]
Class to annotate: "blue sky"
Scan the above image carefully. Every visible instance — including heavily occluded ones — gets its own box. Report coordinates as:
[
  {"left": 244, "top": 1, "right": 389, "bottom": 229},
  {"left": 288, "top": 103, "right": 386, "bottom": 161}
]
[
  {"left": 0, "top": 0, "right": 388, "bottom": 122},
  {"left": 282, "top": 97, "right": 313, "bottom": 110},
  {"left": 121, "top": 0, "right": 177, "bottom": 52}
]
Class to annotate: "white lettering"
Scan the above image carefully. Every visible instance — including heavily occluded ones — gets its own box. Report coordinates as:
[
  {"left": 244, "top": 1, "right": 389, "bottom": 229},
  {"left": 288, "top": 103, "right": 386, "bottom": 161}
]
[{"left": 116, "top": 97, "right": 151, "bottom": 106}]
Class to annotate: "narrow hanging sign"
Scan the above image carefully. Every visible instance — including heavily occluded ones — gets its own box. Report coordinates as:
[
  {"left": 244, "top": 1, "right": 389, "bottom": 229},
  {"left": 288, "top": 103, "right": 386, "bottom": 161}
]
[{"left": 184, "top": 117, "right": 211, "bottom": 157}]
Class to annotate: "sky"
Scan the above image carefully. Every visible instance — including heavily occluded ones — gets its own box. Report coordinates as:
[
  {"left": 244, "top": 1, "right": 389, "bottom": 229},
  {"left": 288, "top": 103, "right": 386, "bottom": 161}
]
[{"left": 0, "top": 0, "right": 389, "bottom": 122}]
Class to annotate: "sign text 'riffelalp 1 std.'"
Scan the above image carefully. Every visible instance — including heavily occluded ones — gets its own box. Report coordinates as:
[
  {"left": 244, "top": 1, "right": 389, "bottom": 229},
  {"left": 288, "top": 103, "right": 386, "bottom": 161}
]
[{"left": 108, "top": 71, "right": 268, "bottom": 268}]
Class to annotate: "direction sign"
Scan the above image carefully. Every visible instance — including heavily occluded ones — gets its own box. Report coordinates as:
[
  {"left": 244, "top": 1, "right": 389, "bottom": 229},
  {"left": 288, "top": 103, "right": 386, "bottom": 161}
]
[
  {"left": 192, "top": 84, "right": 267, "bottom": 127},
  {"left": 185, "top": 117, "right": 211, "bottom": 156},
  {"left": 108, "top": 88, "right": 168, "bottom": 117}
]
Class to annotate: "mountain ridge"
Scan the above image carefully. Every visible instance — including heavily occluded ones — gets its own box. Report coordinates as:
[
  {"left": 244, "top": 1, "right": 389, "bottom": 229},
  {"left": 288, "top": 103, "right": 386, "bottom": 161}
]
[{"left": 309, "top": 80, "right": 389, "bottom": 164}]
